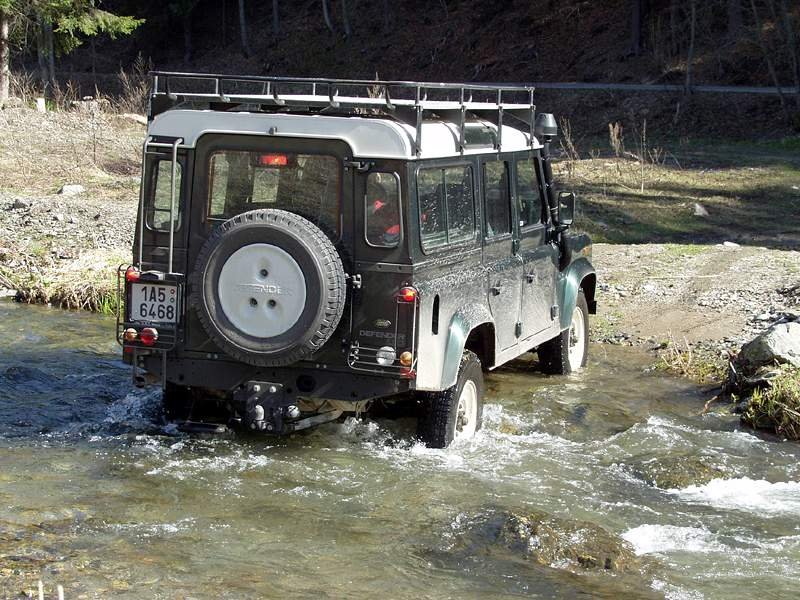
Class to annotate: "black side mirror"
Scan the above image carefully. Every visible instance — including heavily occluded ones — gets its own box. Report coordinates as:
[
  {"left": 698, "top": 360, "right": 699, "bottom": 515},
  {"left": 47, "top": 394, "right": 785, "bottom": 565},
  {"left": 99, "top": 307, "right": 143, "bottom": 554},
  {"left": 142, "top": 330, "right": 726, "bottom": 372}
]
[{"left": 558, "top": 191, "right": 576, "bottom": 227}]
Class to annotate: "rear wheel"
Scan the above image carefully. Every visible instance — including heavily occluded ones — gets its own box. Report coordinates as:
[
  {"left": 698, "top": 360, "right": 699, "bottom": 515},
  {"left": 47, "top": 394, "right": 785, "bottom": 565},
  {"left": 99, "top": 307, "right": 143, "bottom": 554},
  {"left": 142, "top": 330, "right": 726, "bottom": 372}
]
[
  {"left": 417, "top": 350, "right": 484, "bottom": 448},
  {"left": 538, "top": 290, "right": 589, "bottom": 375}
]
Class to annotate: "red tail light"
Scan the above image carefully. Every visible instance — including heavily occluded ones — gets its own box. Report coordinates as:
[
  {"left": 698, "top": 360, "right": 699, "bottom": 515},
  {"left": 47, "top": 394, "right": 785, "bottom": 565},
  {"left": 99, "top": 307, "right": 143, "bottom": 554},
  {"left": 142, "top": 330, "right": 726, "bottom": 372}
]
[
  {"left": 397, "top": 286, "right": 418, "bottom": 303},
  {"left": 140, "top": 327, "right": 159, "bottom": 346},
  {"left": 125, "top": 266, "right": 140, "bottom": 283}
]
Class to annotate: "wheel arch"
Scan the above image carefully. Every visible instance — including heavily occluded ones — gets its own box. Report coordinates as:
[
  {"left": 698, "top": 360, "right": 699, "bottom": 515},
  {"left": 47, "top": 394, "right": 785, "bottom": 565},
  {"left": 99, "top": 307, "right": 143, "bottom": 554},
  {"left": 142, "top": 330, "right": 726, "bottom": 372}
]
[
  {"left": 440, "top": 304, "right": 495, "bottom": 389},
  {"left": 557, "top": 257, "right": 596, "bottom": 331}
]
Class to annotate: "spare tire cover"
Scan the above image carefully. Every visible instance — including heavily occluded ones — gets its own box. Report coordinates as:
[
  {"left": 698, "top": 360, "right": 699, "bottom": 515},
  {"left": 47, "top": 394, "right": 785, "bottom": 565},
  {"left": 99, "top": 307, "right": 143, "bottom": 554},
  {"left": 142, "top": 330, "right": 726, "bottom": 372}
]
[{"left": 191, "top": 209, "right": 346, "bottom": 367}]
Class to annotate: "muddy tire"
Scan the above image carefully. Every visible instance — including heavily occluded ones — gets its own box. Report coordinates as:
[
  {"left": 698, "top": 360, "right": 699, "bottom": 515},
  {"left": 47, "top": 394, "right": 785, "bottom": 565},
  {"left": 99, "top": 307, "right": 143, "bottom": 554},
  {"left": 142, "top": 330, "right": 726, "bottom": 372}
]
[
  {"left": 538, "top": 289, "right": 589, "bottom": 374},
  {"left": 191, "top": 209, "right": 346, "bottom": 367},
  {"left": 417, "top": 350, "right": 484, "bottom": 448}
]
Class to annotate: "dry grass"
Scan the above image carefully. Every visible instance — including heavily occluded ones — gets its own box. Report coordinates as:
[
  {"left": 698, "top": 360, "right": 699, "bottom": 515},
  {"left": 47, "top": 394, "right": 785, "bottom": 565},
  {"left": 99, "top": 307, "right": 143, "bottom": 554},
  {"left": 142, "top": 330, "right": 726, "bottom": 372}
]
[
  {"left": 743, "top": 367, "right": 800, "bottom": 440},
  {"left": 657, "top": 332, "right": 726, "bottom": 383},
  {"left": 1, "top": 72, "right": 144, "bottom": 198}
]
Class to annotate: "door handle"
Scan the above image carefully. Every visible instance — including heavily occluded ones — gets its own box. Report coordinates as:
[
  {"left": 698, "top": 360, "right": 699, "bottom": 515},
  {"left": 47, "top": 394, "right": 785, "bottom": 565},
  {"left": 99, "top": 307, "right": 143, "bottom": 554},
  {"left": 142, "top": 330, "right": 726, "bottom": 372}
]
[{"left": 490, "top": 286, "right": 502, "bottom": 296}]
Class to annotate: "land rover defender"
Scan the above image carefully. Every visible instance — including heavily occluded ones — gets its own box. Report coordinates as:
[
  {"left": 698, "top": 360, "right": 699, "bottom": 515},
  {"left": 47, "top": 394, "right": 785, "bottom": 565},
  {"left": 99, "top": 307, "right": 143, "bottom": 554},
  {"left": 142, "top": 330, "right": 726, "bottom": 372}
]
[{"left": 117, "top": 73, "right": 597, "bottom": 447}]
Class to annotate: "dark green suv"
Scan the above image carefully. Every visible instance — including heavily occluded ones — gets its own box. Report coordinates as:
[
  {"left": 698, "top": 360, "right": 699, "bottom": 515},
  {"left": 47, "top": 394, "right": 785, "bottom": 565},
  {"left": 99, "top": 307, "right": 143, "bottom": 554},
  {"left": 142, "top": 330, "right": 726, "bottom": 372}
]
[{"left": 117, "top": 73, "right": 596, "bottom": 447}]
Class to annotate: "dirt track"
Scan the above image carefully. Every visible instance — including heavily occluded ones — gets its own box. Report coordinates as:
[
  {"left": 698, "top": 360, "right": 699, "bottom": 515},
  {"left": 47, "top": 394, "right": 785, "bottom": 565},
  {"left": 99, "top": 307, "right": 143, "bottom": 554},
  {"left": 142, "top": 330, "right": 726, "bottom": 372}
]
[{"left": 591, "top": 242, "right": 800, "bottom": 355}]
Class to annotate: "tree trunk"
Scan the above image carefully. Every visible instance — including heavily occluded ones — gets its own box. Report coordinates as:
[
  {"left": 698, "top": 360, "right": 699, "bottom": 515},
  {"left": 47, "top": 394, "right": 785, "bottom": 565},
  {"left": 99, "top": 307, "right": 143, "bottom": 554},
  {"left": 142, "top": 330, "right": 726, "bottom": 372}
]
[
  {"left": 685, "top": 0, "right": 696, "bottom": 94},
  {"left": 238, "top": 0, "right": 251, "bottom": 57},
  {"left": 341, "top": 0, "right": 352, "bottom": 37},
  {"left": 779, "top": 0, "right": 800, "bottom": 109},
  {"left": 0, "top": 10, "right": 9, "bottom": 105},
  {"left": 630, "top": 0, "right": 643, "bottom": 56},
  {"left": 322, "top": 0, "right": 334, "bottom": 32},
  {"left": 272, "top": 0, "right": 280, "bottom": 35},
  {"left": 184, "top": 10, "right": 194, "bottom": 63},
  {"left": 382, "top": 0, "right": 391, "bottom": 32},
  {"left": 727, "top": 0, "right": 742, "bottom": 41},
  {"left": 749, "top": 0, "right": 790, "bottom": 119}
]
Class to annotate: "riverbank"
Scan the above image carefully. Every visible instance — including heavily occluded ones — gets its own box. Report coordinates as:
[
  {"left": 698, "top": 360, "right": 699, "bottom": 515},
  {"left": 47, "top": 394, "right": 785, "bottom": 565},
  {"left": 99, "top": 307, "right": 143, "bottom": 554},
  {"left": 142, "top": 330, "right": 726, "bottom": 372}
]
[{"left": 0, "top": 105, "right": 141, "bottom": 312}]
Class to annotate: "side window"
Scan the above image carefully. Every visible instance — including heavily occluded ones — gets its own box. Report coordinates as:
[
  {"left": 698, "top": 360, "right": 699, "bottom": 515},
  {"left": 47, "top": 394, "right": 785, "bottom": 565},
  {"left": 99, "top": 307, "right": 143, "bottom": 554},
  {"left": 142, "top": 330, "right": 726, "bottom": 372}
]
[
  {"left": 483, "top": 161, "right": 511, "bottom": 237},
  {"left": 417, "top": 165, "right": 474, "bottom": 252},
  {"left": 148, "top": 159, "right": 183, "bottom": 231},
  {"left": 516, "top": 157, "right": 543, "bottom": 228},
  {"left": 444, "top": 166, "right": 474, "bottom": 244},
  {"left": 365, "top": 172, "right": 401, "bottom": 248}
]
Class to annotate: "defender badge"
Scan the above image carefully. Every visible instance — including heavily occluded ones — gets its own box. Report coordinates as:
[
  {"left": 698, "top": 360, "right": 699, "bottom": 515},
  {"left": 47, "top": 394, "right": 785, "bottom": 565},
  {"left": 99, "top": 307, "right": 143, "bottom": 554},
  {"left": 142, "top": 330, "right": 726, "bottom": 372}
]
[{"left": 374, "top": 319, "right": 392, "bottom": 328}]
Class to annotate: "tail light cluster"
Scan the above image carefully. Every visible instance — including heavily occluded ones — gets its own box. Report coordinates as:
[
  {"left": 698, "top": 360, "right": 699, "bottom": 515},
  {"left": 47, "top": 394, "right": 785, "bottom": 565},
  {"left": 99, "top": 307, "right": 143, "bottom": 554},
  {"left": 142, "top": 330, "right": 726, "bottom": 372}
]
[{"left": 123, "top": 326, "right": 159, "bottom": 346}]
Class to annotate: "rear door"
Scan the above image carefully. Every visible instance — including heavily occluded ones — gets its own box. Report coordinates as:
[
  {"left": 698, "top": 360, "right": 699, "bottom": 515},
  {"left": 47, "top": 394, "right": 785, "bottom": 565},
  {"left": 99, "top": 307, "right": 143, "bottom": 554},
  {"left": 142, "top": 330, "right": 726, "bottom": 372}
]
[
  {"left": 349, "top": 162, "right": 414, "bottom": 373},
  {"left": 481, "top": 157, "right": 523, "bottom": 352},
  {"left": 516, "top": 153, "right": 558, "bottom": 340}
]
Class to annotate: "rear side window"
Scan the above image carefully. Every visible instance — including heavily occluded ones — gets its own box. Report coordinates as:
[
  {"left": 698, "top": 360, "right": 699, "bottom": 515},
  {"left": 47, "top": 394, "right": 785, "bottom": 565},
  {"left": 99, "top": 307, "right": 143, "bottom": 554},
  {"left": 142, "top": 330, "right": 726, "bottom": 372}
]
[
  {"left": 365, "top": 172, "right": 401, "bottom": 248},
  {"left": 483, "top": 161, "right": 511, "bottom": 237},
  {"left": 417, "top": 165, "right": 474, "bottom": 251},
  {"left": 207, "top": 151, "right": 340, "bottom": 236},
  {"left": 147, "top": 159, "right": 183, "bottom": 231},
  {"left": 516, "top": 158, "right": 543, "bottom": 227}
]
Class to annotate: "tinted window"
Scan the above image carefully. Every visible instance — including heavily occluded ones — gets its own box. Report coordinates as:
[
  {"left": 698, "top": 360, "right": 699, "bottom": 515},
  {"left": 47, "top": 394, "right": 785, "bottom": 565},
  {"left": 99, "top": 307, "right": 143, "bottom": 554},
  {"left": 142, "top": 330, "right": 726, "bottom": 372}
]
[
  {"left": 516, "top": 158, "right": 543, "bottom": 227},
  {"left": 483, "top": 161, "right": 511, "bottom": 237},
  {"left": 147, "top": 159, "right": 182, "bottom": 231},
  {"left": 417, "top": 165, "right": 474, "bottom": 251},
  {"left": 207, "top": 151, "right": 340, "bottom": 236},
  {"left": 365, "top": 172, "right": 401, "bottom": 247}
]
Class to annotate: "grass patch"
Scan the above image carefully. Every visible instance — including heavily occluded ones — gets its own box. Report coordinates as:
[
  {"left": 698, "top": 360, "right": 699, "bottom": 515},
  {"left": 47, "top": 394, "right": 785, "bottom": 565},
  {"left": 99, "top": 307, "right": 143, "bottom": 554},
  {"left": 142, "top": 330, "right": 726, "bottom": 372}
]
[
  {"left": 742, "top": 367, "right": 800, "bottom": 440},
  {"left": 1, "top": 251, "right": 124, "bottom": 315},
  {"left": 655, "top": 333, "right": 726, "bottom": 383}
]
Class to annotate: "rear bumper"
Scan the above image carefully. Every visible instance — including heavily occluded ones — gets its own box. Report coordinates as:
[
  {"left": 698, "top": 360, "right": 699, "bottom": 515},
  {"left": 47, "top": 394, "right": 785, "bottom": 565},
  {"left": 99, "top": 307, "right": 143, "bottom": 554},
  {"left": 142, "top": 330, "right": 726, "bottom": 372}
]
[{"left": 138, "top": 354, "right": 411, "bottom": 403}]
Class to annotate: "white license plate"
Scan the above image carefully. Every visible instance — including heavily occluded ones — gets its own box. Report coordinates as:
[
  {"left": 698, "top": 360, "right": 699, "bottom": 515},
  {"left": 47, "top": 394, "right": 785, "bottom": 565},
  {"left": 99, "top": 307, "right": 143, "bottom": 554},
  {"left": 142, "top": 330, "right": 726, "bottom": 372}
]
[{"left": 130, "top": 283, "right": 179, "bottom": 323}]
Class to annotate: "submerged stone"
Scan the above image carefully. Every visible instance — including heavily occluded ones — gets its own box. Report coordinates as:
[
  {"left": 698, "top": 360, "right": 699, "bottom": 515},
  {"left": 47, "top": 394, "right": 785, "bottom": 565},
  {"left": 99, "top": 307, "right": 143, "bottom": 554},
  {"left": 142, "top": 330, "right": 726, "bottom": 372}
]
[
  {"left": 632, "top": 456, "right": 725, "bottom": 489},
  {"left": 497, "top": 511, "right": 641, "bottom": 573}
]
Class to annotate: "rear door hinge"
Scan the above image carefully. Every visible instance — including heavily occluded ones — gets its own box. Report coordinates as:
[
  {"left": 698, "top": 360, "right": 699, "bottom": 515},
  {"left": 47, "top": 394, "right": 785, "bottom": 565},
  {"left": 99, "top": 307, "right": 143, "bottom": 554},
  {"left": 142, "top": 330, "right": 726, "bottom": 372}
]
[
  {"left": 515, "top": 322, "right": 522, "bottom": 338},
  {"left": 550, "top": 305, "right": 559, "bottom": 320},
  {"left": 344, "top": 160, "right": 372, "bottom": 172},
  {"left": 351, "top": 274, "right": 362, "bottom": 289}
]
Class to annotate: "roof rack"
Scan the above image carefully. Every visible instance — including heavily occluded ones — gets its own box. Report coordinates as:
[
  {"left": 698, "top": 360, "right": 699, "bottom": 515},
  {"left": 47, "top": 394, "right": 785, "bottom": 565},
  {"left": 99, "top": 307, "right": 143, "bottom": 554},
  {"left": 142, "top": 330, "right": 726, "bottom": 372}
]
[{"left": 148, "top": 71, "right": 537, "bottom": 154}]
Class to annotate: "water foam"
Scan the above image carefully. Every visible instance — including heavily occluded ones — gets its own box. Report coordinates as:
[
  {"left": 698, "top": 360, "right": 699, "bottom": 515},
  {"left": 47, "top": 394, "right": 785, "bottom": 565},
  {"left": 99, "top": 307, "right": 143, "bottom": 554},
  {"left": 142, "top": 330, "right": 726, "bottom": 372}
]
[
  {"left": 671, "top": 477, "right": 800, "bottom": 515},
  {"left": 622, "top": 524, "right": 727, "bottom": 555}
]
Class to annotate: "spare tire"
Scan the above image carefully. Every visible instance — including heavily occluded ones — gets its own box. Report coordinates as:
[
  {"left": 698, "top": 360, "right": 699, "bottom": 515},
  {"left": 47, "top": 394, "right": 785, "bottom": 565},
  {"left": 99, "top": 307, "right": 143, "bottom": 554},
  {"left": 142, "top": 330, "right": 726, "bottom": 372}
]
[{"left": 191, "top": 209, "right": 346, "bottom": 367}]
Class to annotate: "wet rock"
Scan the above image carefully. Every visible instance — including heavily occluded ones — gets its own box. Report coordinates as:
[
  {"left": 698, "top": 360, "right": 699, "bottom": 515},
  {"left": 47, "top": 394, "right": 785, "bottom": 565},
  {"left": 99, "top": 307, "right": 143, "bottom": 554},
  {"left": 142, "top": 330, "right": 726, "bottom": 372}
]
[
  {"left": 495, "top": 511, "right": 642, "bottom": 574},
  {"left": 632, "top": 456, "right": 725, "bottom": 489},
  {"left": 736, "top": 322, "right": 800, "bottom": 373},
  {"left": 58, "top": 184, "right": 85, "bottom": 196}
]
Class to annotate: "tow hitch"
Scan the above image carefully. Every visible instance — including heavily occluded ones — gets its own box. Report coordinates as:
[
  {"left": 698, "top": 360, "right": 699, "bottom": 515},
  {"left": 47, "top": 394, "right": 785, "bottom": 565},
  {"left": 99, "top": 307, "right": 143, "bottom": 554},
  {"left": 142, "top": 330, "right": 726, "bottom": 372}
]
[{"left": 233, "top": 381, "right": 342, "bottom": 434}]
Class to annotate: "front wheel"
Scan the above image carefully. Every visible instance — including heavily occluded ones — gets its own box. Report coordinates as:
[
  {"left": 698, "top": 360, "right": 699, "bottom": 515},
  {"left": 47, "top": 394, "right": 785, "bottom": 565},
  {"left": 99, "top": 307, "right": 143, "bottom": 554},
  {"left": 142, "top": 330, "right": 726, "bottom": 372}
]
[
  {"left": 538, "top": 290, "right": 589, "bottom": 375},
  {"left": 417, "top": 350, "right": 484, "bottom": 448}
]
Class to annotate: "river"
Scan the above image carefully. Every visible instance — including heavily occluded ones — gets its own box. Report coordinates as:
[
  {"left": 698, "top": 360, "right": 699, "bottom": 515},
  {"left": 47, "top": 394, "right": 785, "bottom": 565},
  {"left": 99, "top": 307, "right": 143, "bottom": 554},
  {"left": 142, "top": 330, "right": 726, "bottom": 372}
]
[{"left": 1, "top": 299, "right": 799, "bottom": 599}]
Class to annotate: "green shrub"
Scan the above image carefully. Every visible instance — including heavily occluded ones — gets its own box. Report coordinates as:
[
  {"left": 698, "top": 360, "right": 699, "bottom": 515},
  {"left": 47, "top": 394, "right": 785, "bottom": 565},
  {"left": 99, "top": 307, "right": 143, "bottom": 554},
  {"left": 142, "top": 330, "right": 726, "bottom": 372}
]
[{"left": 742, "top": 367, "right": 800, "bottom": 440}]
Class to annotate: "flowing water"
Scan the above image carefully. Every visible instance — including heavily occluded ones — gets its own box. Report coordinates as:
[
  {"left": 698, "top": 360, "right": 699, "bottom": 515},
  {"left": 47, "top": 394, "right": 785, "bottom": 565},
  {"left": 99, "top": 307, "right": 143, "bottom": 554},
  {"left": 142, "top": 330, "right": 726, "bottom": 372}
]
[{"left": 1, "top": 299, "right": 799, "bottom": 599}]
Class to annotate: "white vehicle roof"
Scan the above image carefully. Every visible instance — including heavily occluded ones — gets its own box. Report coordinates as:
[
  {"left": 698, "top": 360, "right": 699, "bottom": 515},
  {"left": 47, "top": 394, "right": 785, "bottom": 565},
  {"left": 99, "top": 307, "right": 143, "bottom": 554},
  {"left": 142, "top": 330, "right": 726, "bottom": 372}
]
[{"left": 148, "top": 109, "right": 541, "bottom": 160}]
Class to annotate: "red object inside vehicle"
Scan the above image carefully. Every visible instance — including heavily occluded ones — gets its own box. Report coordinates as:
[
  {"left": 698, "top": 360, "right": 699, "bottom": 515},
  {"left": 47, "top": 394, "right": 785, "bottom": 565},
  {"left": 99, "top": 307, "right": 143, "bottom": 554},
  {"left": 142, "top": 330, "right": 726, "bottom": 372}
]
[{"left": 258, "top": 154, "right": 289, "bottom": 166}]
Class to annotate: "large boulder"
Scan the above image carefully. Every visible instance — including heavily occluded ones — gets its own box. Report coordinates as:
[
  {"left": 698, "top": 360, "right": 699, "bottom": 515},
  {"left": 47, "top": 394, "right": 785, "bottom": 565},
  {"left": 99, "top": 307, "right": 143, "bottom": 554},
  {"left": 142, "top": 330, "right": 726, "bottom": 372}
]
[{"left": 736, "top": 322, "right": 800, "bottom": 374}]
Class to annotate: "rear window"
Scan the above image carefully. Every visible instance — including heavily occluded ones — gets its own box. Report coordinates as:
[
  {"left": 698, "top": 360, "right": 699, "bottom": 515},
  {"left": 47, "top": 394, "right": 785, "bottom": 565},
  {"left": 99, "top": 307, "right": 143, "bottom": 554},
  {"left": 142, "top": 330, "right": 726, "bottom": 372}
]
[
  {"left": 207, "top": 151, "right": 340, "bottom": 236},
  {"left": 417, "top": 165, "right": 475, "bottom": 251},
  {"left": 365, "top": 172, "right": 401, "bottom": 248},
  {"left": 147, "top": 159, "right": 183, "bottom": 231}
]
